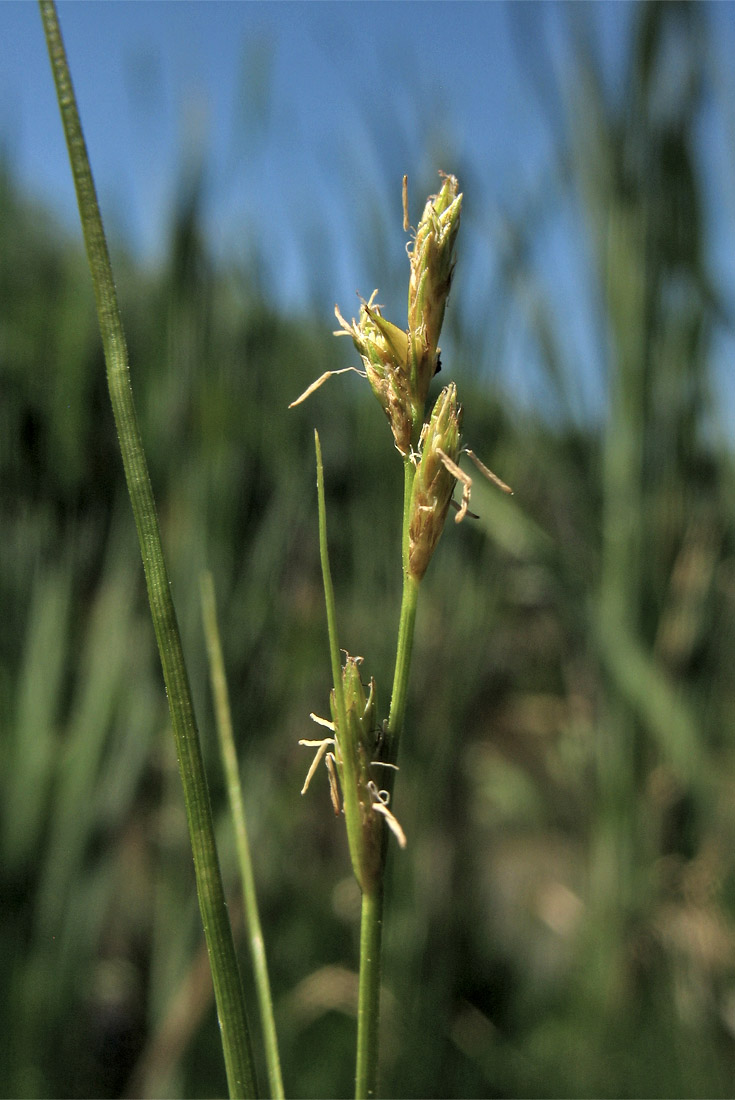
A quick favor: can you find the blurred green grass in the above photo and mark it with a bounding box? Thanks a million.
[3,5,735,1097]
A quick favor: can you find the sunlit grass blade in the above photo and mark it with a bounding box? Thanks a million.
[200,570,284,1100]
[38,3,257,1094]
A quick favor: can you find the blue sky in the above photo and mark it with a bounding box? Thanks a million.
[2,2,734,421]
[3,3,573,274]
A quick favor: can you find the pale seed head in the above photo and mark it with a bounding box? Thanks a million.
[407,173,462,409]
[408,382,463,581]
[334,294,416,455]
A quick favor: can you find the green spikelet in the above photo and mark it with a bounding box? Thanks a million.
[408,383,463,581]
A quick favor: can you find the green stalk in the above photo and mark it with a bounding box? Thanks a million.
[356,455,421,1100]
[328,177,460,1099]
[200,573,284,1099]
[314,431,364,888]
[355,885,384,1100]
[388,455,420,761]
[38,4,257,1095]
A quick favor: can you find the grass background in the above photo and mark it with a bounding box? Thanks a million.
[3,5,735,1097]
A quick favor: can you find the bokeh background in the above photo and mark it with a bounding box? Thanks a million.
[3,2,735,1096]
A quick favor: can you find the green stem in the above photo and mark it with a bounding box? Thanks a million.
[355,885,384,1100]
[387,572,420,763]
[387,456,420,757]
[356,454,421,1100]
[39,4,257,1095]
[314,431,365,889]
[400,450,415,576]
[200,573,284,1100]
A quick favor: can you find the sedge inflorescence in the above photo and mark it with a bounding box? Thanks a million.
[292,174,510,874]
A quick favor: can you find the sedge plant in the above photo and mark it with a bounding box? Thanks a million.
[39,5,508,1091]
[292,173,511,1098]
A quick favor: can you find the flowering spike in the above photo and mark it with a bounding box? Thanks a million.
[323,176,463,453]
[334,295,416,455]
[408,383,463,581]
[406,173,462,410]
[300,653,406,890]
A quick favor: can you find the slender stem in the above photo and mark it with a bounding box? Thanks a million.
[314,431,383,1094]
[200,573,284,1100]
[356,454,421,1100]
[387,456,420,758]
[387,572,420,763]
[314,431,347,724]
[355,885,384,1100]
[314,431,365,889]
[39,5,257,1095]
[400,451,415,576]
